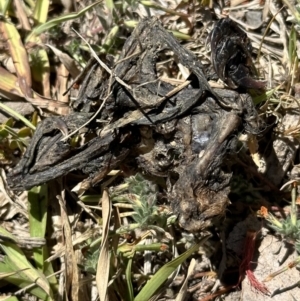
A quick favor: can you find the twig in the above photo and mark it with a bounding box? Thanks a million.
[60,91,111,142]
[256,6,285,65]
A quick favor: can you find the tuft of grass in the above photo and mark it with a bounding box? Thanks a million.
[78,174,200,301]
[0,227,54,300]
[258,182,300,282]
[259,183,300,243]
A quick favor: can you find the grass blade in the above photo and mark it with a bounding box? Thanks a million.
[0,19,32,97]
[253,85,282,105]
[46,44,80,78]
[0,0,12,15]
[0,102,36,130]
[0,296,18,301]
[30,1,51,97]
[0,66,24,97]
[96,189,112,301]
[134,235,210,301]
[28,185,48,270]
[57,194,79,300]
[33,0,49,24]
[125,258,134,301]
[0,227,53,300]
[27,1,103,40]
[175,258,196,301]
[29,44,51,97]
[139,1,188,17]
[288,26,297,68]
[105,0,114,11]
[0,262,49,300]
[0,269,28,280]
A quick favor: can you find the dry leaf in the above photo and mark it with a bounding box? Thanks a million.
[96,189,111,301]
[175,258,196,301]
[46,44,81,79]
[57,193,79,301]
[0,20,32,97]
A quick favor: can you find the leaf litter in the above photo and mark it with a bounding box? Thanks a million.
[1,0,300,300]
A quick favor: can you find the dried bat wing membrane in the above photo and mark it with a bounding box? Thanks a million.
[7,113,120,190]
[209,18,266,89]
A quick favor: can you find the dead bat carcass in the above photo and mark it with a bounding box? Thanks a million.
[8,18,261,231]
